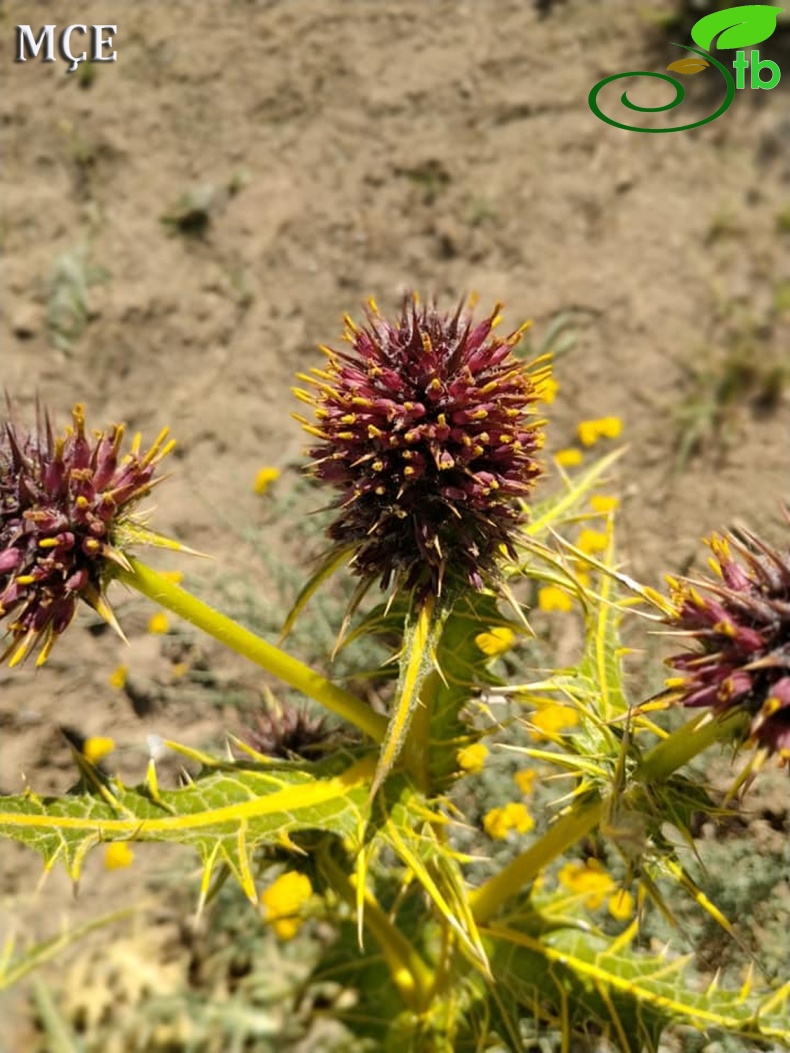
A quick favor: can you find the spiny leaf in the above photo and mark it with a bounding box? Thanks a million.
[666,57,710,74]
[0,749,377,900]
[488,917,790,1050]
[369,597,446,799]
[521,446,625,548]
[279,544,356,641]
[382,801,488,973]
[691,4,781,51]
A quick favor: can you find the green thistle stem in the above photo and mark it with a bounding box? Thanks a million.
[405,668,441,795]
[118,558,387,743]
[470,796,605,925]
[318,845,433,1011]
[636,710,747,783]
[471,711,744,925]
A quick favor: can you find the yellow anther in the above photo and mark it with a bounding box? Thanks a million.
[509,319,533,342]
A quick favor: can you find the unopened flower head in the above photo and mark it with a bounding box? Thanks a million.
[0,403,175,666]
[664,528,790,760]
[294,295,547,599]
[243,703,337,760]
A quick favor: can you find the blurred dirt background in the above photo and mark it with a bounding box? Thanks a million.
[1,1,789,1049]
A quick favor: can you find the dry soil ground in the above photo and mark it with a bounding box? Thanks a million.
[1,1,789,1049]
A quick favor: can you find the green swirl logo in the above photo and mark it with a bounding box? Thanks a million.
[588,5,783,134]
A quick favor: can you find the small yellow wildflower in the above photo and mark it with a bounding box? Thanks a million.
[475,626,515,657]
[529,703,578,741]
[577,528,608,555]
[558,859,614,909]
[608,889,635,921]
[514,768,537,795]
[483,802,534,840]
[537,585,574,613]
[109,665,128,690]
[575,569,592,591]
[83,736,115,764]
[555,448,583,468]
[535,376,559,404]
[147,612,169,635]
[590,494,620,514]
[104,842,134,871]
[170,661,189,681]
[254,466,281,495]
[158,570,184,585]
[261,872,313,940]
[577,417,623,447]
[457,742,488,774]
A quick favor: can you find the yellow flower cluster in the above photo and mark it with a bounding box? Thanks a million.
[104,842,134,871]
[554,447,583,468]
[558,859,634,920]
[109,665,128,689]
[528,702,578,741]
[513,768,537,795]
[261,871,313,940]
[254,466,281,495]
[534,375,559,404]
[147,611,170,635]
[83,736,115,764]
[474,626,515,657]
[536,584,573,613]
[589,494,619,514]
[483,801,534,840]
[456,742,488,774]
[577,416,623,447]
[554,416,623,469]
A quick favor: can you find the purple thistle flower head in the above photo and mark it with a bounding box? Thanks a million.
[0,402,175,666]
[294,295,548,600]
[242,704,338,760]
[664,528,790,760]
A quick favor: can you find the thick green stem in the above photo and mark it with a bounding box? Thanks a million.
[636,710,747,783]
[471,710,745,925]
[118,558,387,743]
[405,669,441,795]
[470,796,605,924]
[318,846,434,1012]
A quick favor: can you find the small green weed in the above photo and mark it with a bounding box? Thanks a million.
[45,243,108,354]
